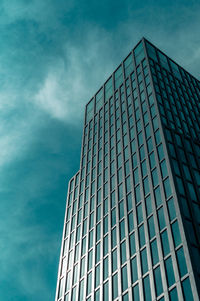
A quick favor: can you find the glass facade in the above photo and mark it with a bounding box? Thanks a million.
[55,38,200,301]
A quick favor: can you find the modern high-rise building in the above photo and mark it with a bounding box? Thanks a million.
[55,38,200,301]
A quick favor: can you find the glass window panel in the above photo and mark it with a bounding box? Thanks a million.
[143,275,151,301]
[146,41,158,62]
[127,193,133,211]
[148,216,155,239]
[88,249,93,270]
[149,152,156,169]
[118,183,123,200]
[63,239,68,255]
[66,270,72,291]
[112,248,118,272]
[176,176,186,196]
[131,256,138,283]
[75,244,80,263]
[58,277,64,298]
[111,208,116,227]
[94,289,100,301]
[96,222,101,241]
[141,247,148,274]
[73,265,78,286]
[157,144,164,161]
[167,198,176,221]
[158,207,166,230]
[81,237,86,255]
[152,168,159,187]
[103,257,109,280]
[121,241,127,264]
[96,89,103,112]
[134,41,145,65]
[171,221,182,247]
[111,191,116,208]
[119,200,125,220]
[105,77,113,101]
[122,265,128,292]
[140,145,145,161]
[80,257,86,277]
[126,176,131,193]
[176,247,187,277]
[114,66,123,89]
[96,242,101,263]
[79,279,85,301]
[128,211,134,232]
[130,232,136,256]
[137,203,143,224]
[134,168,139,185]
[112,273,118,299]
[135,185,141,204]
[164,177,172,199]
[154,266,163,296]
[158,51,170,71]
[97,189,102,205]
[147,137,153,153]
[103,198,108,216]
[95,264,100,288]
[112,227,117,248]
[182,277,194,301]
[125,161,130,176]
[165,256,175,287]
[132,153,137,168]
[143,176,150,195]
[144,122,150,139]
[120,219,126,240]
[161,230,170,256]
[89,213,94,230]
[133,284,140,301]
[87,271,93,295]
[131,139,136,154]
[103,281,109,300]
[151,239,159,265]
[169,287,178,301]
[67,251,73,269]
[160,159,168,178]
[139,224,146,248]
[103,235,108,256]
[141,160,147,177]
[124,53,134,76]
[90,196,95,211]
[188,182,197,201]
[103,215,108,234]
[61,257,67,276]
[145,195,152,216]
[154,186,162,207]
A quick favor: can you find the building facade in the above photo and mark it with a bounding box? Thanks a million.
[55,38,200,301]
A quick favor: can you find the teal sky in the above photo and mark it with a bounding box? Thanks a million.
[0,1,200,300]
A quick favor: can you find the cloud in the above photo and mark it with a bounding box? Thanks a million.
[33,28,116,123]
[0,0,74,27]
[0,111,34,167]
[33,5,200,123]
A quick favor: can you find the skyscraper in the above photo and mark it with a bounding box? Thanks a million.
[55,38,200,301]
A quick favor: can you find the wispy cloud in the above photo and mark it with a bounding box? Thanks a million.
[0,0,74,27]
[0,110,35,167]
[33,28,116,123]
[33,5,200,123]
